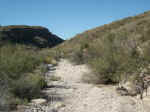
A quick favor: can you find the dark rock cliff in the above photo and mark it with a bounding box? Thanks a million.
[0,25,64,48]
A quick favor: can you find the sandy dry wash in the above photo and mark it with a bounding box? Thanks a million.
[42,59,150,112]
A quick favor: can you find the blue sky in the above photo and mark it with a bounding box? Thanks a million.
[0,0,150,39]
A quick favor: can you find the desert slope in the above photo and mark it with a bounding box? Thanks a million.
[53,10,150,84]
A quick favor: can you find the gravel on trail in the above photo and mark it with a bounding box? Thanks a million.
[24,59,150,112]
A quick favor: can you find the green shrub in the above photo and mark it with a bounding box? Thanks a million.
[0,45,43,79]
[0,44,47,109]
[70,49,84,65]
[44,56,57,65]
[87,33,141,84]
[0,85,11,111]
[10,74,46,100]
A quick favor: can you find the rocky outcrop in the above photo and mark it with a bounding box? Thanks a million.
[0,25,64,48]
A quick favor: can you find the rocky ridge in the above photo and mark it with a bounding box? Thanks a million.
[0,25,64,48]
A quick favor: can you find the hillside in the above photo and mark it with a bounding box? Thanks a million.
[0,25,64,48]
[59,11,150,52]
[0,25,64,111]
[1,11,150,112]
[54,11,150,84]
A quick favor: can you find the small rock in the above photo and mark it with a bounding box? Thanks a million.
[47,64,54,68]
[54,102,65,109]
[31,98,47,105]
[116,87,129,96]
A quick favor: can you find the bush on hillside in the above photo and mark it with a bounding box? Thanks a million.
[53,11,150,85]
[72,32,143,84]
[89,33,143,84]
[70,49,84,65]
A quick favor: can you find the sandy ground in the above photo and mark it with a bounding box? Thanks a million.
[13,59,148,112]
[41,59,150,112]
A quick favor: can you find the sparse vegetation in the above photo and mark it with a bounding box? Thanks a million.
[0,44,47,110]
[86,33,141,84]
[54,11,150,85]
[1,10,150,111]
[0,24,63,111]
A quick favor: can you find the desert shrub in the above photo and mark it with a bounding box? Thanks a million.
[10,74,46,100]
[142,43,150,64]
[0,44,47,109]
[68,41,91,65]
[0,80,11,111]
[87,33,141,84]
[44,56,57,65]
[40,47,63,63]
[70,48,85,65]
[140,29,150,42]
[81,43,89,49]
[0,45,43,79]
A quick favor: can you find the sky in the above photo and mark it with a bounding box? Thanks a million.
[0,0,150,39]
